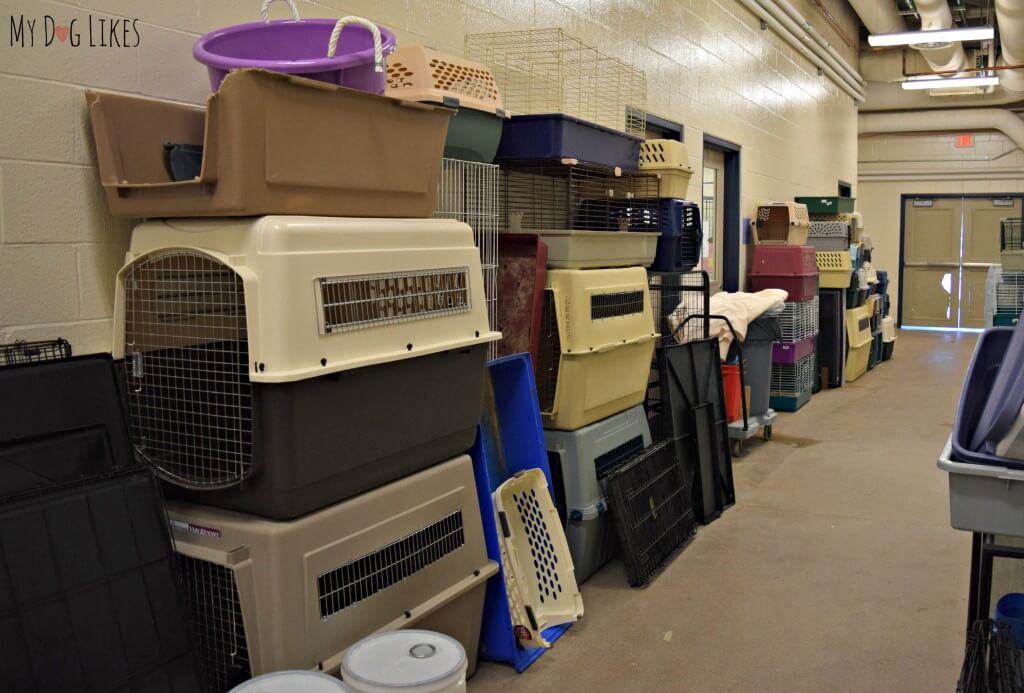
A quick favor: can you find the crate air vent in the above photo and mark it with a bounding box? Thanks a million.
[317,510,465,619]
[319,268,471,334]
[591,290,645,320]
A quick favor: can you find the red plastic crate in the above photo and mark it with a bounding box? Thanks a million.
[750,245,818,276]
[748,273,819,302]
[496,234,548,373]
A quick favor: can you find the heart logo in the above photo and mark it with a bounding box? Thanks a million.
[55,25,70,43]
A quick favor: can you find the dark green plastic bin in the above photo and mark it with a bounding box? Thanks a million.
[795,196,856,215]
[443,105,506,163]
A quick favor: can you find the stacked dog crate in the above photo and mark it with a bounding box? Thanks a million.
[468,28,697,586]
[996,218,1024,327]
[749,202,817,412]
[88,57,503,689]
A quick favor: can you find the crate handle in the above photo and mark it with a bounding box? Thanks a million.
[327,16,384,73]
[259,0,300,22]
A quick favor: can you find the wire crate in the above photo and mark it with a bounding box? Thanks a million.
[168,455,495,689]
[770,352,815,395]
[464,28,646,139]
[958,620,1024,693]
[116,217,497,519]
[778,296,820,342]
[0,338,71,367]
[1002,218,1024,271]
[754,202,810,244]
[501,159,660,232]
[996,271,1024,320]
[434,157,499,358]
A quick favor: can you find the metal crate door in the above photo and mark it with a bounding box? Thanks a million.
[122,250,253,489]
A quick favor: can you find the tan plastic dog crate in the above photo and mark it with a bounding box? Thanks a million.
[816,249,854,289]
[168,455,496,691]
[639,139,694,198]
[538,268,658,431]
[845,304,873,382]
[537,229,659,269]
[754,202,810,244]
[114,217,499,519]
[86,69,450,218]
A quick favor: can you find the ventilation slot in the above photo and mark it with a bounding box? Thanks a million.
[122,250,252,489]
[429,58,499,101]
[510,488,565,605]
[317,510,465,619]
[319,268,470,334]
[594,435,645,480]
[591,290,644,320]
[537,290,561,414]
[179,555,251,693]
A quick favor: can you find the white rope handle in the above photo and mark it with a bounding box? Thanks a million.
[260,0,300,22]
[327,15,383,73]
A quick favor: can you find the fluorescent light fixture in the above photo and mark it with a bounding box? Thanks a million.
[901,74,1000,90]
[869,26,994,47]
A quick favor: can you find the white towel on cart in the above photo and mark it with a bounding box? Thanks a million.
[668,289,788,360]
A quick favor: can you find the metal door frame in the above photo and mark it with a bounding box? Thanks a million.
[704,134,742,293]
[897,193,1024,328]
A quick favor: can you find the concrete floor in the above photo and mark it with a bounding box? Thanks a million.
[472,330,977,692]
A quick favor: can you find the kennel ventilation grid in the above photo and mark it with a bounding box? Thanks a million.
[115,217,497,518]
[816,249,854,289]
[753,202,810,245]
[464,28,646,139]
[807,220,851,251]
[538,268,658,431]
[168,455,495,690]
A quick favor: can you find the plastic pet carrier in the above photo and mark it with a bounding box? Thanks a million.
[469,354,572,672]
[845,303,873,382]
[642,199,702,272]
[606,440,697,587]
[0,468,203,692]
[818,289,846,388]
[816,249,854,289]
[387,46,507,163]
[0,337,70,367]
[639,139,694,198]
[807,220,851,251]
[776,295,820,343]
[661,335,735,524]
[794,196,856,215]
[538,268,658,431]
[495,234,548,369]
[115,217,498,520]
[753,202,810,245]
[1001,218,1024,271]
[493,469,584,649]
[86,70,449,219]
[168,455,495,689]
[0,355,137,498]
[769,352,814,412]
[876,270,890,298]
[544,405,653,583]
[748,244,818,301]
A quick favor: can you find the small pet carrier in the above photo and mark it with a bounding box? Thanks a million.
[168,455,495,690]
[544,405,653,583]
[817,249,855,289]
[845,303,873,382]
[753,202,810,245]
[748,245,819,301]
[639,139,694,198]
[114,217,498,519]
[807,220,851,251]
[769,352,815,412]
[606,440,697,586]
[538,268,658,431]
[386,46,507,163]
[631,199,703,272]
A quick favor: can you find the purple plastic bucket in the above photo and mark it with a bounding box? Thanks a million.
[193,19,396,93]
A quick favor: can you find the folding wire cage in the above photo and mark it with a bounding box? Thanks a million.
[958,620,1024,693]
[778,296,820,343]
[770,352,816,395]
[996,271,1024,318]
[434,157,499,358]
[501,160,660,232]
[464,28,646,138]
[0,338,71,367]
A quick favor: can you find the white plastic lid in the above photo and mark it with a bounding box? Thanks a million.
[342,630,466,689]
[229,671,352,692]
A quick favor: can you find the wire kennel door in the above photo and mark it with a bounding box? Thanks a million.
[464,28,646,138]
[122,250,253,489]
[778,296,820,343]
[770,353,816,395]
[435,158,499,358]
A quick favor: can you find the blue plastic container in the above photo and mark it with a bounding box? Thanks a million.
[470,353,571,672]
[996,593,1024,648]
[495,113,641,169]
[629,199,703,272]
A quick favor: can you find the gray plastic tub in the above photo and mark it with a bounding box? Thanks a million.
[743,315,782,417]
[938,437,1024,536]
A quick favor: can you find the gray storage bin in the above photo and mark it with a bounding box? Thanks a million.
[742,314,782,417]
[938,437,1024,536]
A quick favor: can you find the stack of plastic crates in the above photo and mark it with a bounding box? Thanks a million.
[995,271,1024,327]
[1001,217,1024,271]
[770,296,819,412]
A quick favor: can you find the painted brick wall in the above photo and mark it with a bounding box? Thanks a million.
[0,0,858,354]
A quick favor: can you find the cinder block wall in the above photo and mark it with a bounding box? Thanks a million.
[0,0,858,354]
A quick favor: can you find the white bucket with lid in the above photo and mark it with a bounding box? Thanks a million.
[342,630,467,693]
[229,671,352,692]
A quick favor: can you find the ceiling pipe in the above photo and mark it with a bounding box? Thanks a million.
[861,80,1023,110]
[735,0,866,102]
[771,0,865,88]
[912,0,970,73]
[859,108,1024,150]
[996,0,1024,97]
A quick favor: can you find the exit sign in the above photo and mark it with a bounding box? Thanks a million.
[955,134,974,148]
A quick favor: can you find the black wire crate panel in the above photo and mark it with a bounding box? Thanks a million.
[0,338,71,367]
[501,159,660,232]
[605,439,696,587]
[1001,218,1023,252]
[958,620,1024,693]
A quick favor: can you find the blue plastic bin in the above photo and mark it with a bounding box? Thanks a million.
[996,593,1024,648]
[629,199,703,272]
[470,353,571,672]
[495,113,641,170]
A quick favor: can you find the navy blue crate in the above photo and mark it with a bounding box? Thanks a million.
[876,270,890,298]
[495,114,641,170]
[470,353,571,672]
[650,200,702,272]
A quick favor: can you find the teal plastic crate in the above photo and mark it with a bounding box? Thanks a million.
[769,388,812,412]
